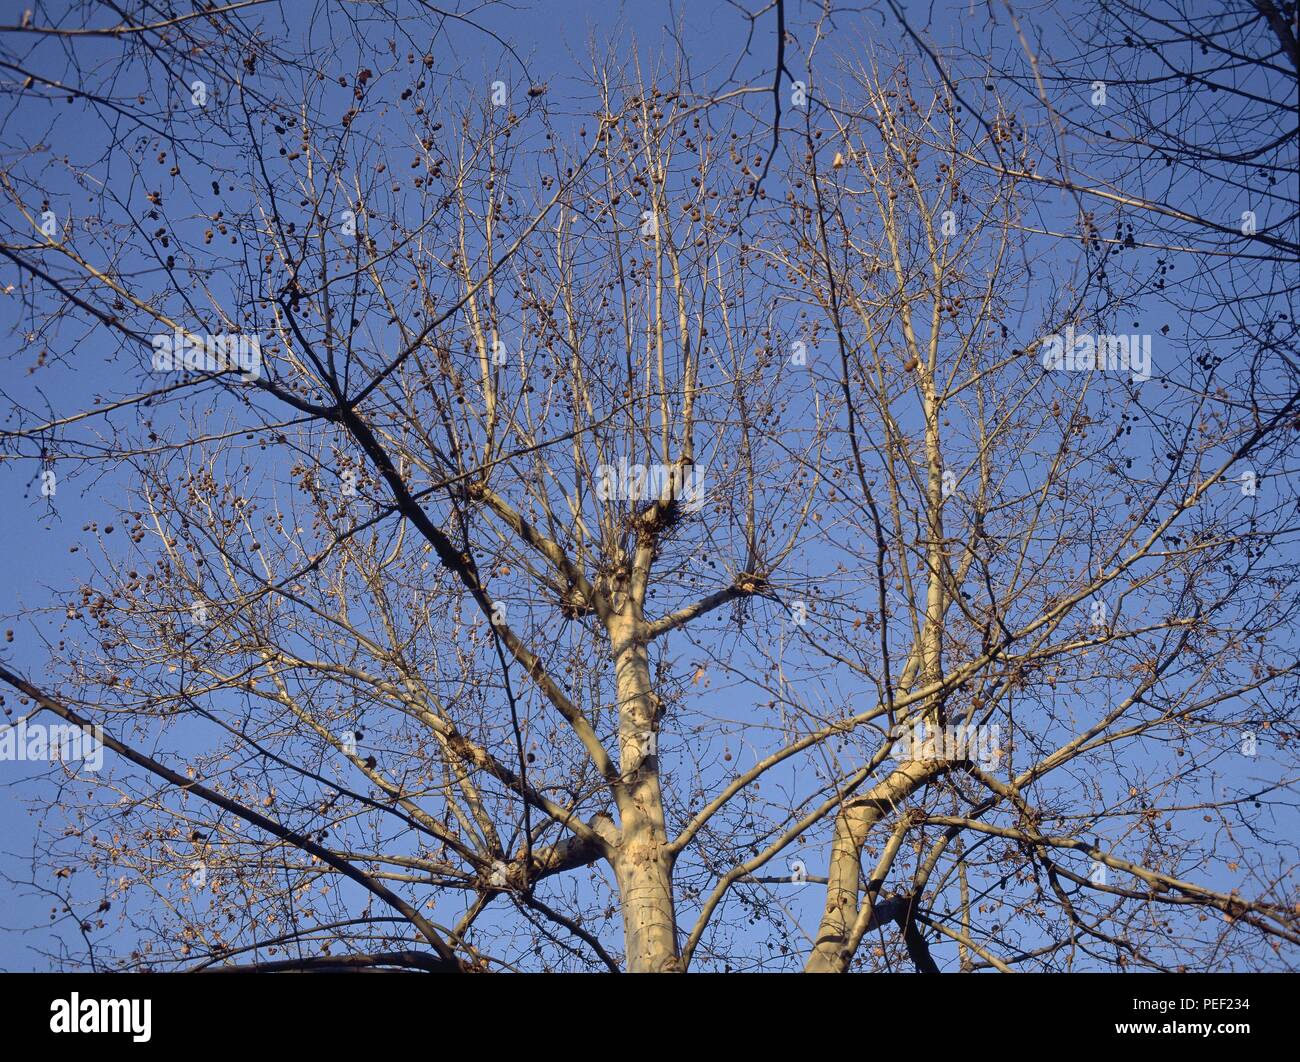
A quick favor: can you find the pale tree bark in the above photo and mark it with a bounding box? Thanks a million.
[805,760,949,972]
[609,603,681,972]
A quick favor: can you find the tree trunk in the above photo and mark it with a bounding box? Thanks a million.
[613,805,680,972]
[805,760,947,972]
[609,610,681,972]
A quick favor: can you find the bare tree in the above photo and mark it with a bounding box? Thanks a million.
[0,2,1296,973]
